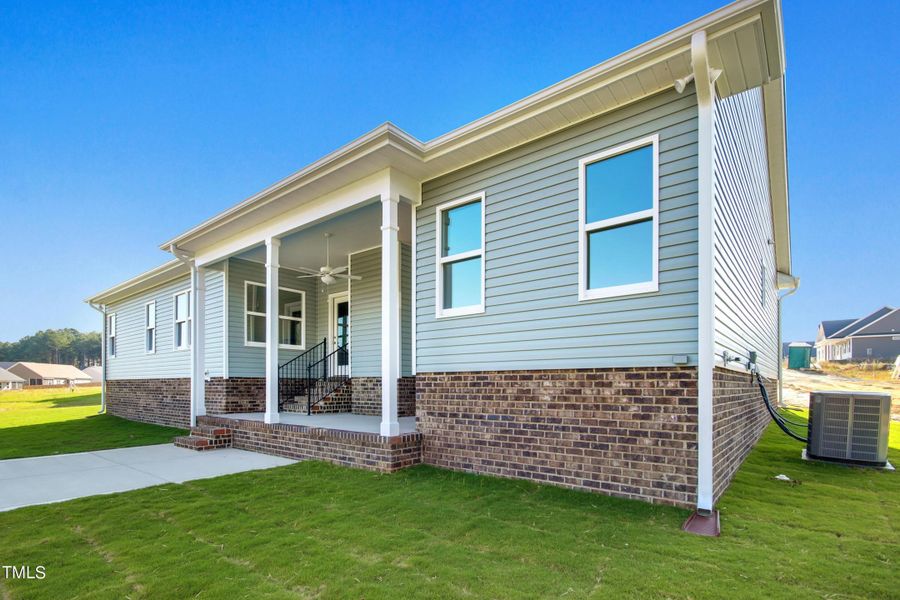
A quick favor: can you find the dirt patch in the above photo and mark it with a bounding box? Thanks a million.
[782,368,900,420]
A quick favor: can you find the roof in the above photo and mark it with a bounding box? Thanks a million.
[90,0,790,305]
[7,362,92,381]
[820,319,857,339]
[0,361,15,370]
[829,306,895,339]
[82,366,103,381]
[86,259,189,306]
[788,342,811,348]
[853,307,900,336]
[0,367,24,383]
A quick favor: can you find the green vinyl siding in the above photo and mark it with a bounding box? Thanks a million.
[416,88,699,372]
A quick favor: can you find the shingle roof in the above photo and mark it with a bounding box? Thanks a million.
[0,367,25,383]
[821,319,857,339]
[7,362,91,381]
[830,306,895,339]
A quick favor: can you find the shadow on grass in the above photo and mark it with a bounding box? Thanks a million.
[0,413,187,460]
[47,393,101,408]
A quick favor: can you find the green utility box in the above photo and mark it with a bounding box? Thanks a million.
[787,343,812,369]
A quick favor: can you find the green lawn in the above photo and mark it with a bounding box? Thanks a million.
[0,387,186,459]
[0,415,896,599]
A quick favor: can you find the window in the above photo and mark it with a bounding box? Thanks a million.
[244,282,306,349]
[174,290,191,350]
[107,313,117,358]
[145,301,156,353]
[578,135,659,300]
[436,192,485,317]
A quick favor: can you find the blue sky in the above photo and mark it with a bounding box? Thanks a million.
[0,0,897,343]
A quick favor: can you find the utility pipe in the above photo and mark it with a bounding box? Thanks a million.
[87,302,107,414]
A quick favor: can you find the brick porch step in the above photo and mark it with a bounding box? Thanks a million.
[174,424,233,451]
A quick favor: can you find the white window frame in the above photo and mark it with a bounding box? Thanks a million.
[145,301,156,354]
[243,281,307,350]
[577,134,659,301]
[173,290,191,351]
[107,313,117,358]
[435,191,486,319]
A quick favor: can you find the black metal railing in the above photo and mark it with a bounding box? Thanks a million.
[278,338,326,411]
[305,343,350,414]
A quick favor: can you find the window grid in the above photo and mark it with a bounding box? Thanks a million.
[244,281,306,350]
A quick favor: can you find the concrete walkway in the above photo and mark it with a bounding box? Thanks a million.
[0,444,295,512]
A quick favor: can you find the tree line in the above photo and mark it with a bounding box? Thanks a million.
[0,329,101,369]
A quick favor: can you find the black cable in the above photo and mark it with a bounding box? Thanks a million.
[756,372,808,443]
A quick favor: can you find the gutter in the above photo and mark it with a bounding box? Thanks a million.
[87,302,107,414]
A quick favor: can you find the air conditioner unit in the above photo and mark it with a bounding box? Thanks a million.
[807,391,891,467]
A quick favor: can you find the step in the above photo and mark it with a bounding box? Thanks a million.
[191,425,232,439]
[174,435,214,451]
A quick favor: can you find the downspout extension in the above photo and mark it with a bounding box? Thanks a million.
[88,302,107,414]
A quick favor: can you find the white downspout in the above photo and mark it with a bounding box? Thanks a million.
[88,302,107,414]
[686,30,721,515]
[776,273,800,406]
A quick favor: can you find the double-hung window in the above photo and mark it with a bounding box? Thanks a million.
[578,135,659,300]
[107,313,117,358]
[244,282,306,349]
[436,192,485,317]
[174,290,191,350]
[145,301,156,353]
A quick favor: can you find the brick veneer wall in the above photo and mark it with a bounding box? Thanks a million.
[199,415,422,471]
[106,378,190,429]
[712,367,776,502]
[417,368,699,508]
[205,377,265,414]
[351,377,416,417]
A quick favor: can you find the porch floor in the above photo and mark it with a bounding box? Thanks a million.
[212,412,417,435]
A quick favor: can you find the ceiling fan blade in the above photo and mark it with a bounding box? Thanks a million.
[330,266,348,275]
[334,274,362,281]
[294,266,322,276]
[295,274,321,279]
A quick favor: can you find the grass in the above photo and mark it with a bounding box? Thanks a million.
[0,387,186,459]
[0,416,896,599]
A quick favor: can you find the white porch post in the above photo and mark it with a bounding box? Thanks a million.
[380,194,401,436]
[265,237,281,424]
[190,263,206,426]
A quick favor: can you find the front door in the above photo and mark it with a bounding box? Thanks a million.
[330,293,350,368]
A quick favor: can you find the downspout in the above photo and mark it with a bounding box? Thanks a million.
[169,244,199,426]
[776,273,800,406]
[88,302,107,414]
[682,30,721,516]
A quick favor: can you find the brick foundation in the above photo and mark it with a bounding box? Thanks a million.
[351,376,416,417]
[416,368,699,508]
[205,377,265,413]
[199,415,422,471]
[712,367,776,502]
[106,378,190,429]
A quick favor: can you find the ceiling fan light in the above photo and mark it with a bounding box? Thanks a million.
[321,274,336,285]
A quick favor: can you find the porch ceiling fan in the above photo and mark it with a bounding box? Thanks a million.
[295,233,361,285]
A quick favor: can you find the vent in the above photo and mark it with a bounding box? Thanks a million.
[808,392,890,466]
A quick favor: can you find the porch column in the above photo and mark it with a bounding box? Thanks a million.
[190,263,206,426]
[265,237,281,424]
[380,194,401,436]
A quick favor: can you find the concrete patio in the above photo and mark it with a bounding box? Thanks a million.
[217,412,418,434]
[0,444,295,512]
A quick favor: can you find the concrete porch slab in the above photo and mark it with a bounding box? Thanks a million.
[217,411,417,434]
[0,444,295,512]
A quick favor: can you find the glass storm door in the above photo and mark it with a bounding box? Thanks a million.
[332,296,349,367]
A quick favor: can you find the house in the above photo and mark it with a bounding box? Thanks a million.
[86,0,795,518]
[5,362,93,387]
[815,306,900,362]
[0,367,25,391]
[82,365,103,384]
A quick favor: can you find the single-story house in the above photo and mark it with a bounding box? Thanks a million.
[5,362,93,387]
[86,0,795,517]
[815,306,900,362]
[0,367,25,391]
[82,365,103,384]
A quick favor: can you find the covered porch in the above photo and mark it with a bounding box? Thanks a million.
[181,168,420,438]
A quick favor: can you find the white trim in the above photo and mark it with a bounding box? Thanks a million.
[144,300,157,354]
[222,261,230,379]
[411,198,417,375]
[434,191,486,319]
[106,312,117,358]
[243,280,307,350]
[264,238,280,424]
[173,289,192,351]
[577,134,660,302]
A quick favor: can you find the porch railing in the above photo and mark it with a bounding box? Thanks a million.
[278,338,326,411]
[305,343,350,414]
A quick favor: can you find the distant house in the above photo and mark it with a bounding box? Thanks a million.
[5,362,92,386]
[82,365,103,384]
[815,306,900,362]
[0,367,25,391]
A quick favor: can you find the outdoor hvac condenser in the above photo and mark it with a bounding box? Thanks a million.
[807,391,891,466]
